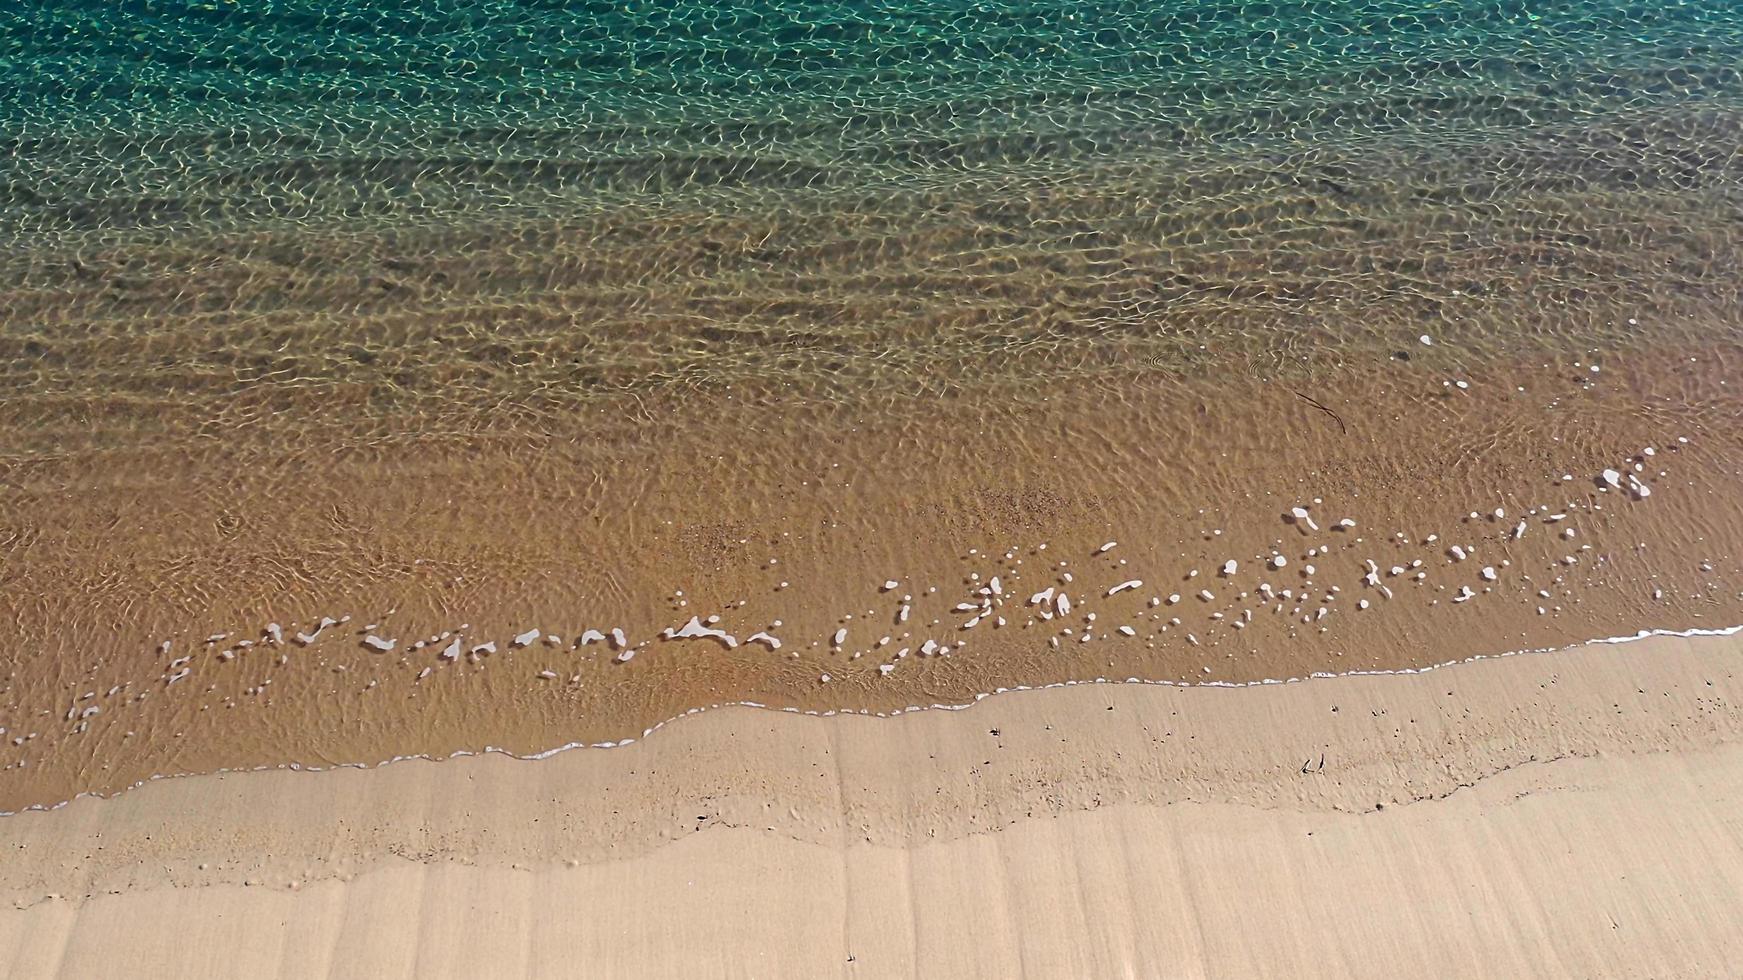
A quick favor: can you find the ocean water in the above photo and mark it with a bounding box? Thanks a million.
[4,1,1743,809]
[5,1,1743,361]
[8,0,1743,222]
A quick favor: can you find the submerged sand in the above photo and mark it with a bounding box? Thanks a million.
[3,340,1742,809]
[3,632,1741,977]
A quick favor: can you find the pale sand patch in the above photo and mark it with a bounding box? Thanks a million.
[3,633,1741,978]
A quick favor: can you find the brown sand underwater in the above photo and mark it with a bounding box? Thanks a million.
[6,188,1743,811]
[2,322,1741,810]
[6,152,1743,815]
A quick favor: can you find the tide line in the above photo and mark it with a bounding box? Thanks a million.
[2,622,1737,819]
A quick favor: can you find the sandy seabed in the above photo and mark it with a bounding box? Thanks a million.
[3,631,1741,979]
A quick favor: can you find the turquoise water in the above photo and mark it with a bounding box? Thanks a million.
[6,0,1742,238]
[3,0,1743,434]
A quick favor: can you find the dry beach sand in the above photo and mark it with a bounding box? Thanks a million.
[4,631,1742,978]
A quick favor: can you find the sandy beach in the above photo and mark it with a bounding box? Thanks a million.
[4,631,1741,978]
[6,1,1743,974]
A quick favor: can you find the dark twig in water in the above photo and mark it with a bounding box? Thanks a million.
[1291,389,1347,434]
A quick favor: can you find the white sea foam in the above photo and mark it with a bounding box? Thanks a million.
[4,622,1738,818]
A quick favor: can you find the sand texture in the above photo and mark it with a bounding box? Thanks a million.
[3,632,1741,978]
[8,3,1743,975]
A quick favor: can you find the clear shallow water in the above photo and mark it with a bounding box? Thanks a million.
[6,0,1743,452]
[3,1,1743,810]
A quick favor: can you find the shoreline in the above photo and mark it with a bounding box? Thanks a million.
[4,629,1742,977]
[7,629,1741,882]
[5,344,1741,811]
[2,620,1736,819]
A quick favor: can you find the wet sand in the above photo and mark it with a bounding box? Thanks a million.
[3,631,1741,978]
